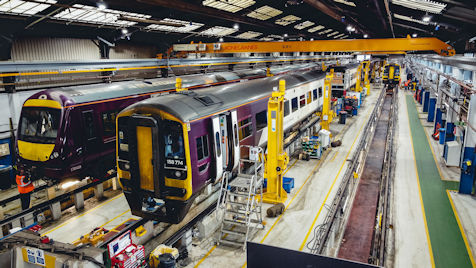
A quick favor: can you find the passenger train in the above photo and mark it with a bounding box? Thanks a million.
[15,64,318,183]
[116,63,358,223]
[329,63,359,98]
[382,63,401,85]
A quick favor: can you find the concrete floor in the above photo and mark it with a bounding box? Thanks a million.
[392,89,432,268]
[40,193,137,244]
[188,86,381,268]
[449,191,476,262]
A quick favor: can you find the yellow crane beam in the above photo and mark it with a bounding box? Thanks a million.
[174,37,455,56]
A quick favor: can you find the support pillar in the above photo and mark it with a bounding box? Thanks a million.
[74,192,84,210]
[459,95,476,194]
[427,98,436,122]
[50,202,61,221]
[94,183,104,200]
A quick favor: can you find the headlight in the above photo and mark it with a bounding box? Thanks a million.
[50,152,59,159]
[124,163,130,170]
[175,171,181,177]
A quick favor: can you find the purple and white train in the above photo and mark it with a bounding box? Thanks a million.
[16,65,314,184]
[116,63,358,223]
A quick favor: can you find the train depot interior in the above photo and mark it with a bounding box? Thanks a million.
[0,0,476,267]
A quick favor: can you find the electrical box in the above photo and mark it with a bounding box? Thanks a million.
[319,129,331,148]
[444,141,461,167]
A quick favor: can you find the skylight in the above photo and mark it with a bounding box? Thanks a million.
[247,5,282,20]
[391,0,446,14]
[200,26,238,36]
[334,33,345,38]
[235,31,262,39]
[334,0,356,7]
[327,31,340,37]
[308,25,325,33]
[267,34,283,39]
[54,4,151,27]
[145,18,204,33]
[260,37,274,41]
[318,29,333,35]
[275,15,301,26]
[203,0,255,13]
[294,21,315,30]
[0,0,56,15]
[394,13,429,25]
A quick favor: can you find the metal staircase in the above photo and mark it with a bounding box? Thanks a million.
[216,146,265,250]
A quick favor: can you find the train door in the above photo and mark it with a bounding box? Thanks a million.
[219,115,228,169]
[212,116,223,181]
[81,110,100,164]
[230,110,240,170]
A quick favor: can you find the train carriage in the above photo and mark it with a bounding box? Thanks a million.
[16,66,314,184]
[116,69,331,223]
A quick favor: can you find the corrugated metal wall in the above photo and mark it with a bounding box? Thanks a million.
[12,38,101,61]
[11,38,157,61]
[110,43,157,59]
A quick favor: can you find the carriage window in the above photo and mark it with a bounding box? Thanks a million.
[82,111,96,140]
[318,87,322,97]
[255,110,267,131]
[284,100,290,117]
[101,110,118,137]
[313,89,318,100]
[215,132,221,157]
[291,97,298,112]
[299,95,306,108]
[307,91,312,104]
[238,117,252,141]
[196,135,209,161]
[233,124,239,146]
[164,121,185,160]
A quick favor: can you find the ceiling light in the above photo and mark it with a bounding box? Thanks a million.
[394,13,429,25]
[235,31,262,39]
[364,34,368,38]
[219,37,224,42]
[310,38,314,41]
[346,25,355,32]
[284,33,288,37]
[121,28,128,34]
[233,23,239,30]
[200,26,238,36]
[412,33,417,37]
[97,2,106,10]
[422,15,431,22]
[334,0,356,6]
[145,18,204,33]
[294,20,315,30]
[308,25,325,33]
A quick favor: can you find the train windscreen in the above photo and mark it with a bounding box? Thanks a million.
[164,121,186,170]
[19,107,60,144]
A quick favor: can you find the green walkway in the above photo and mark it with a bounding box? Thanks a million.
[406,94,473,268]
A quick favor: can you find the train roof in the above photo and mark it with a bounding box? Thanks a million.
[122,68,327,123]
[25,63,318,107]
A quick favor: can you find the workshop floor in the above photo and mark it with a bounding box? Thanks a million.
[188,85,382,268]
[40,193,137,244]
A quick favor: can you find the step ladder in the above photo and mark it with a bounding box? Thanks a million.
[216,146,265,250]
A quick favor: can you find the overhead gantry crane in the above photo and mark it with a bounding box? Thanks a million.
[172,37,455,56]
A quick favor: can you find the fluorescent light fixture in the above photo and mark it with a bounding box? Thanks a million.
[327,31,339,37]
[391,0,446,14]
[260,37,274,41]
[346,25,355,31]
[308,25,325,33]
[145,18,204,33]
[233,23,239,30]
[247,5,282,20]
[275,15,301,26]
[294,20,315,30]
[200,26,238,36]
[203,0,255,13]
[318,29,333,35]
[363,34,368,38]
[0,0,57,15]
[235,31,262,39]
[412,33,418,37]
[219,37,224,42]
[423,15,431,22]
[121,28,128,34]
[334,0,356,7]
[394,13,429,25]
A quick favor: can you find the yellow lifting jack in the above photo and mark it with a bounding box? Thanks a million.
[320,69,334,131]
[262,80,289,204]
[355,63,363,93]
[363,61,371,95]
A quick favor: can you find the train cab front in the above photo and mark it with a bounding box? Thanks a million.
[16,98,64,181]
[117,111,193,224]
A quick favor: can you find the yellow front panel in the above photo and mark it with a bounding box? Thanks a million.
[389,66,395,80]
[17,140,54,162]
[24,99,62,109]
[136,126,155,192]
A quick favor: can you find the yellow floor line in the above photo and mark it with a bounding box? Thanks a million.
[330,151,339,162]
[298,110,370,251]
[72,209,131,244]
[406,93,436,268]
[446,190,476,267]
[195,158,317,268]
[42,193,124,236]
